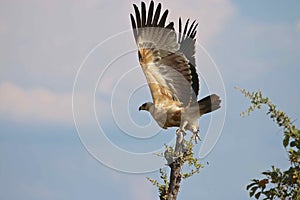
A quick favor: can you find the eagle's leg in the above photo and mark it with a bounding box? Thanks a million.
[176,120,188,136]
[176,128,186,135]
[174,121,188,157]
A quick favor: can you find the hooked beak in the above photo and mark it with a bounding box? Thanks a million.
[138,106,142,111]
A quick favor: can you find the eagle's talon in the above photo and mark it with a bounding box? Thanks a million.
[193,132,201,144]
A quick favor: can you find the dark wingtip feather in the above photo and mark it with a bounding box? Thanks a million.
[178,18,182,43]
[146,1,154,26]
[158,9,168,27]
[131,1,174,40]
[187,20,196,37]
[131,1,172,28]
[141,2,146,27]
[130,14,137,40]
[165,21,174,29]
[179,17,182,32]
[152,3,162,26]
[130,14,136,29]
[191,23,198,38]
[183,18,190,38]
[133,4,141,28]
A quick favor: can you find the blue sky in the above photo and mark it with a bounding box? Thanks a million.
[1,0,300,199]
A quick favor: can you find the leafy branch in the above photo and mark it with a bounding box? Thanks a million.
[148,133,203,200]
[237,87,300,199]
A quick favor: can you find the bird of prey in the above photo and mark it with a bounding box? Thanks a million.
[130,1,221,140]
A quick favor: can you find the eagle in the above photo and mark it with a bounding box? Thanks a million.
[130,1,221,140]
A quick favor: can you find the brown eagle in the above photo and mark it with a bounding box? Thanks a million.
[130,1,221,140]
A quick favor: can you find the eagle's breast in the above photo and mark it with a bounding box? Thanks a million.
[152,104,182,129]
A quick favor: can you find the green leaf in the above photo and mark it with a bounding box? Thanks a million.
[250,186,258,197]
[283,135,290,147]
[290,141,296,147]
[247,182,257,190]
[255,191,261,199]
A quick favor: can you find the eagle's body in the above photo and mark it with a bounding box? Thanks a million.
[130,1,221,137]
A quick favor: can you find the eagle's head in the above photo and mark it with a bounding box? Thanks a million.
[138,102,154,112]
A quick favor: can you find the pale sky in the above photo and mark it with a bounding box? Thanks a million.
[1,0,300,199]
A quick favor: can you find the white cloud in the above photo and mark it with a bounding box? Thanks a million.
[0,82,113,125]
[0,82,72,124]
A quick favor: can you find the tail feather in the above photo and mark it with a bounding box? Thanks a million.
[198,94,221,115]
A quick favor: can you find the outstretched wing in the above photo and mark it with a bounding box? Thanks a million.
[178,18,199,98]
[130,1,199,106]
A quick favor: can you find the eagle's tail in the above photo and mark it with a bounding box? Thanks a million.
[198,94,221,115]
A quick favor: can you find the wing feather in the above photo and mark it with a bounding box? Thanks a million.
[130,1,199,106]
[133,4,141,28]
[178,18,199,97]
[141,2,146,27]
[158,10,168,27]
[152,3,161,26]
[130,14,137,40]
[146,1,154,26]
